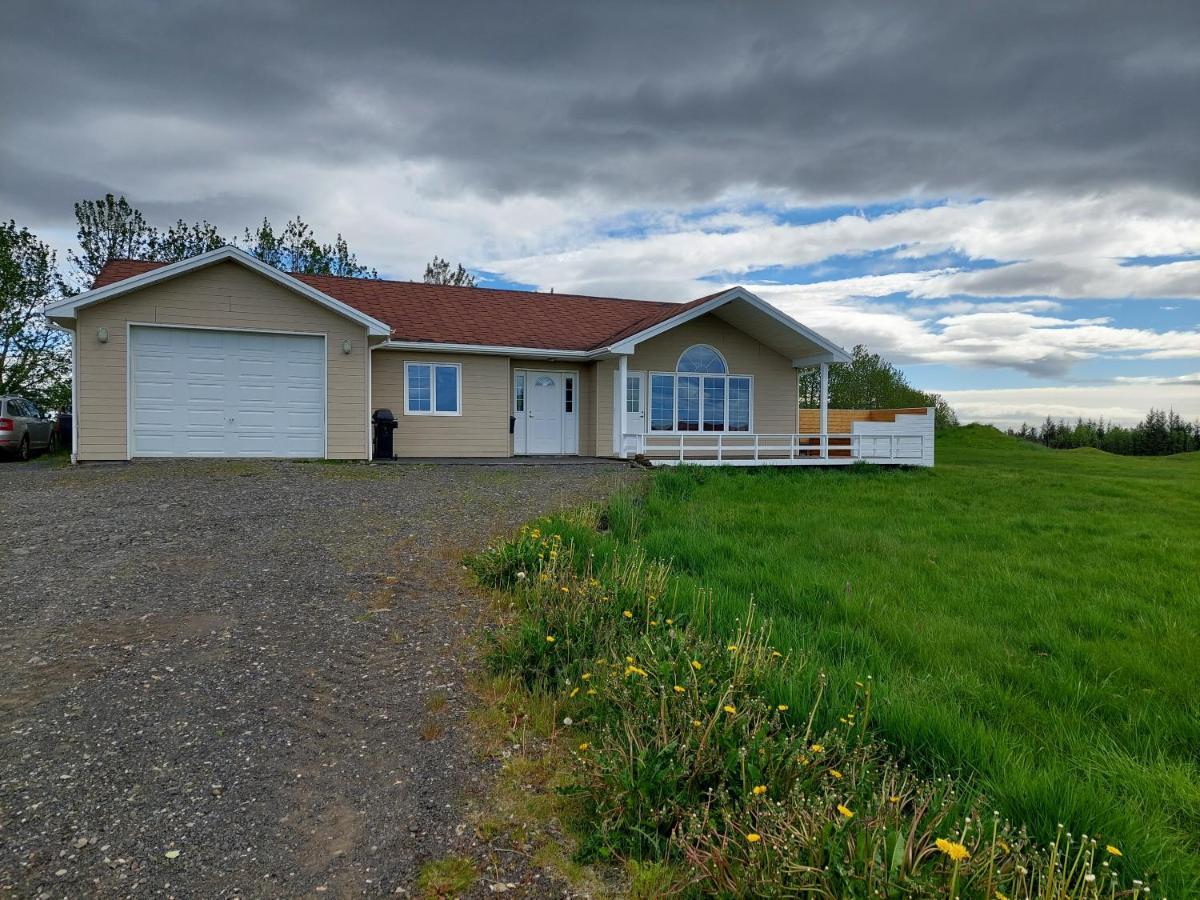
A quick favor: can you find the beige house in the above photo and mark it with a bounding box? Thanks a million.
[46,246,934,466]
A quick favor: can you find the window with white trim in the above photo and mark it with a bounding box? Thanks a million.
[647,345,751,432]
[405,362,461,415]
[514,373,525,412]
[625,373,642,414]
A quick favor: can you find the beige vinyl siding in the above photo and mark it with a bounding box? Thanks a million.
[595,313,798,453]
[75,260,370,460]
[372,351,511,457]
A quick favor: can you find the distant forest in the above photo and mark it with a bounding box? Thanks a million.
[1009,408,1199,456]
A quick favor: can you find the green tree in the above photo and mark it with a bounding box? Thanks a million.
[798,344,958,430]
[0,221,70,408]
[423,255,476,287]
[152,218,226,262]
[242,216,377,278]
[68,193,156,288]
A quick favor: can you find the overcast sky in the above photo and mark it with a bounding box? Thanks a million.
[3,0,1198,426]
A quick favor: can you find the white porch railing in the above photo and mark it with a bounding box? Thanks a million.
[620,408,935,467]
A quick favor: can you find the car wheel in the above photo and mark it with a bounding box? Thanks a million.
[18,435,30,462]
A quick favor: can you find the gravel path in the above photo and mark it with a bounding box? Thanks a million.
[0,457,637,897]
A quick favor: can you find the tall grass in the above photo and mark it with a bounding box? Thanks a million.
[470,509,1151,897]
[589,427,1200,895]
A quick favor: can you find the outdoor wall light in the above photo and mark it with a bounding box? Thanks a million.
[96,326,109,343]
[341,339,353,354]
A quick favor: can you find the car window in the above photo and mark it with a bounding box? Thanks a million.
[8,399,27,418]
[23,400,42,419]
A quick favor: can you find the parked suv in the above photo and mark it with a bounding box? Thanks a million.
[0,396,56,460]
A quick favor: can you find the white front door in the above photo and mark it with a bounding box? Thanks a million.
[129,325,325,458]
[526,372,564,454]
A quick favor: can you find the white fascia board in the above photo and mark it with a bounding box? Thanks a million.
[43,246,392,336]
[603,287,852,364]
[378,340,594,359]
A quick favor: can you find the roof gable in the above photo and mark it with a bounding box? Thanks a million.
[46,247,392,336]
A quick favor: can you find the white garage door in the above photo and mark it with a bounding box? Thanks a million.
[129,326,325,458]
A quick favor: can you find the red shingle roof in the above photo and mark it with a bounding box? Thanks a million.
[91,259,725,351]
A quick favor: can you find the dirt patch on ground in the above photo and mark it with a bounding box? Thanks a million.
[0,458,638,897]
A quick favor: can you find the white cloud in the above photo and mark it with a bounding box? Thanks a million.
[488,189,1200,302]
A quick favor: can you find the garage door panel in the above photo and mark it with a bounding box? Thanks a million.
[130,326,326,458]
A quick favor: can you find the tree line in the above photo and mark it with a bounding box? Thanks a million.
[798,344,959,431]
[1009,408,1199,456]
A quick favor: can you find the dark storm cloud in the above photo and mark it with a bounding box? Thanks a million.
[3,0,1199,230]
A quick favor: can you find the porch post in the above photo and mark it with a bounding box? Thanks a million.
[617,354,629,458]
[819,362,829,459]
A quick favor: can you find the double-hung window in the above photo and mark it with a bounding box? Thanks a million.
[645,345,751,433]
[405,361,461,415]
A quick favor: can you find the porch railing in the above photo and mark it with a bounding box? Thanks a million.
[619,408,935,467]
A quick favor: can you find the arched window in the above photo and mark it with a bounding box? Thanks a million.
[639,344,750,434]
[677,344,727,373]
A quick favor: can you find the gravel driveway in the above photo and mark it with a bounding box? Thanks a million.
[0,457,636,897]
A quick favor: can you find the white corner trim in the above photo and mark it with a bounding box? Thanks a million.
[604,287,852,364]
[44,246,392,336]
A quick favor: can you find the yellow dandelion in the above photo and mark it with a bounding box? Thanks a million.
[649,619,658,626]
[810,743,824,753]
[837,804,854,819]
[691,660,703,671]
[889,795,901,804]
[581,672,591,680]
[622,610,633,619]
[578,742,589,751]
[666,618,674,625]
[745,833,761,843]
[935,838,970,862]
[530,529,541,539]
[829,769,843,779]
[569,687,579,698]
[625,656,634,663]
[1106,845,1122,857]
[673,685,685,694]
[727,644,738,652]
[723,704,737,714]
[996,893,1010,900]
[545,635,556,643]
[997,839,1010,854]
[560,585,569,593]
[586,688,596,695]
[752,785,767,796]
[771,650,782,658]
[692,719,702,727]
[777,704,789,712]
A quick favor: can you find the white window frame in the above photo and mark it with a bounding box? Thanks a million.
[647,370,753,434]
[404,361,462,416]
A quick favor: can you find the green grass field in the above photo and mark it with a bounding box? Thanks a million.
[608,427,1200,893]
